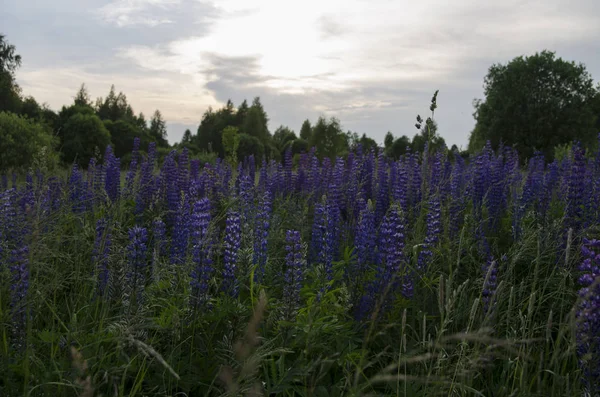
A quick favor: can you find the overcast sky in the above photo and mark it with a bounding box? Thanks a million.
[3,0,600,147]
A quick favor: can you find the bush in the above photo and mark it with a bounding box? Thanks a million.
[0,111,58,171]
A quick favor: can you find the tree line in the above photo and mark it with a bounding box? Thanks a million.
[1,33,599,172]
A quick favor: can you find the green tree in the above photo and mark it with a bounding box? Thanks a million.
[384,131,394,150]
[236,99,249,128]
[222,126,239,164]
[149,109,169,147]
[74,83,92,107]
[243,98,269,141]
[0,35,22,113]
[61,113,111,166]
[309,116,348,159]
[235,133,264,161]
[273,125,297,153]
[104,119,145,159]
[182,129,192,144]
[388,135,411,159]
[300,119,312,141]
[468,50,599,159]
[0,112,57,171]
[95,85,136,122]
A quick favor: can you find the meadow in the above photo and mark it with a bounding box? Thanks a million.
[1,138,599,397]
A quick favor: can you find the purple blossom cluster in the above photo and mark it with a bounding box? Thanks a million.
[576,238,600,393]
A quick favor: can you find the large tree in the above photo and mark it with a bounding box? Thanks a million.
[0,35,22,113]
[149,110,169,147]
[468,50,599,159]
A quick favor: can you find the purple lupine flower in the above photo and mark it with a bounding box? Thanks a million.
[170,198,190,265]
[126,226,148,308]
[93,161,105,205]
[222,210,241,296]
[190,198,213,307]
[93,218,111,297]
[449,150,466,239]
[238,173,255,228]
[539,159,560,221]
[190,159,200,181]
[283,230,304,320]
[409,151,422,212]
[472,142,492,217]
[69,164,85,213]
[12,172,17,189]
[487,154,507,231]
[375,151,389,225]
[178,147,190,194]
[124,137,140,195]
[482,257,498,313]
[284,148,293,193]
[567,143,586,236]
[393,160,409,213]
[10,246,29,340]
[1,174,7,190]
[357,204,408,320]
[576,238,600,393]
[253,191,271,283]
[378,204,409,297]
[135,143,157,215]
[310,202,325,264]
[417,194,441,272]
[351,199,376,306]
[104,145,121,203]
[161,152,180,226]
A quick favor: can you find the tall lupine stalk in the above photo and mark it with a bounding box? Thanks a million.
[162,152,180,226]
[253,191,271,283]
[93,218,111,298]
[350,199,376,306]
[1,174,7,190]
[125,226,148,311]
[190,198,213,308]
[222,210,241,296]
[69,164,85,214]
[566,143,586,239]
[104,146,121,203]
[393,159,409,214]
[449,150,466,239]
[178,147,189,194]
[358,204,408,320]
[375,151,389,226]
[124,137,140,196]
[417,193,441,273]
[576,238,600,394]
[283,230,304,321]
[136,142,156,215]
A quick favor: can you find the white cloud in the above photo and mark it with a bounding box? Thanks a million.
[96,0,181,27]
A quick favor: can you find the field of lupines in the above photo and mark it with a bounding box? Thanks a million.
[1,137,600,396]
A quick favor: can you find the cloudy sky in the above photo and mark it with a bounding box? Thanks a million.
[3,0,600,147]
